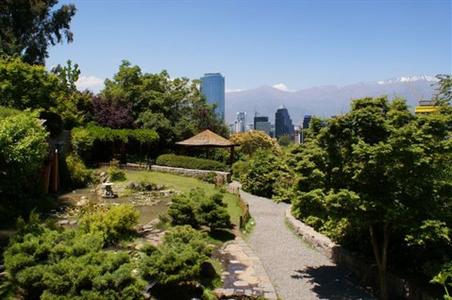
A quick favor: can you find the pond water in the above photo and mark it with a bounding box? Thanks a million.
[58,186,171,225]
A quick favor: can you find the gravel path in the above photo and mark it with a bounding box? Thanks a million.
[241,190,374,300]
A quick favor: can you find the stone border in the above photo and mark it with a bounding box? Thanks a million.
[285,206,438,300]
[150,165,231,183]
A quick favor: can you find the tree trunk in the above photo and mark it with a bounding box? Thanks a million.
[369,224,390,300]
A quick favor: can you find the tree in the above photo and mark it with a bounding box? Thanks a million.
[277,134,292,147]
[435,74,452,105]
[289,97,451,299]
[230,130,280,158]
[0,57,61,110]
[92,96,134,129]
[100,60,228,149]
[0,0,76,64]
[0,111,49,223]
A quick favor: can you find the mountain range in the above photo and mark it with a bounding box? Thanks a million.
[225,75,437,124]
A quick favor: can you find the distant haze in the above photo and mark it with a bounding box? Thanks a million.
[225,75,437,124]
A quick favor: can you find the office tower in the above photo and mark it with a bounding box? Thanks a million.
[200,73,225,120]
[235,112,246,133]
[275,105,294,138]
[303,115,312,129]
[253,114,272,135]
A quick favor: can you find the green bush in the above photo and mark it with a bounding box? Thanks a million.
[140,225,213,285]
[65,154,93,188]
[79,205,139,245]
[168,189,231,231]
[0,111,49,223]
[240,150,280,198]
[156,154,228,171]
[0,105,21,118]
[431,262,452,300]
[108,166,126,182]
[3,213,145,299]
[231,160,250,180]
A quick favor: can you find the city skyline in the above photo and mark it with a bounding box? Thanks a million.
[48,0,451,92]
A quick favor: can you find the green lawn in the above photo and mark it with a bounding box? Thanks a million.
[122,170,243,226]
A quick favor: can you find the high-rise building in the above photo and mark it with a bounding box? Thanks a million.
[275,105,294,138]
[253,114,272,135]
[200,73,225,120]
[303,115,312,129]
[234,112,246,133]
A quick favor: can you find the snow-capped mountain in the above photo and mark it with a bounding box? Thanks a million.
[225,75,437,124]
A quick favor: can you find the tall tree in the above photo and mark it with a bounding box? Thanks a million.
[0,0,76,64]
[289,97,451,299]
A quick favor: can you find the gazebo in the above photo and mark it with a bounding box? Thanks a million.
[176,129,237,164]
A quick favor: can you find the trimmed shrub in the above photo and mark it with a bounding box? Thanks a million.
[140,225,213,285]
[156,154,228,171]
[65,154,93,188]
[3,212,145,299]
[79,204,139,245]
[168,189,231,231]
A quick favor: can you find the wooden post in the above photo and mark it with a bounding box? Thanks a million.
[52,149,59,192]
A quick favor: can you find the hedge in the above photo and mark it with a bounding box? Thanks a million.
[72,124,159,163]
[156,154,228,171]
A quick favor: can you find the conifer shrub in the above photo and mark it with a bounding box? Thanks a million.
[168,189,231,231]
[140,225,214,286]
[78,204,139,245]
[3,212,145,299]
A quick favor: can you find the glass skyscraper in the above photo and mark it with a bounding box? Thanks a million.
[200,73,225,120]
[254,114,272,136]
[275,105,294,138]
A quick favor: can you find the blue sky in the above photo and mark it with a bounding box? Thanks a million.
[47,0,451,92]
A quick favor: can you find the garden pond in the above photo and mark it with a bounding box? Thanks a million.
[56,182,176,226]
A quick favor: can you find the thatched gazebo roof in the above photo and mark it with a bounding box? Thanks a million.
[176,130,236,148]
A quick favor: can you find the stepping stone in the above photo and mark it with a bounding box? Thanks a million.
[233,280,248,287]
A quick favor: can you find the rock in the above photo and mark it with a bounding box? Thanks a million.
[58,219,69,225]
[69,220,77,225]
[76,199,88,206]
[135,243,145,251]
[127,182,138,190]
[233,280,249,287]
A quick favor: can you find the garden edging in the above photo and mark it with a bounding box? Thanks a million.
[285,206,438,300]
